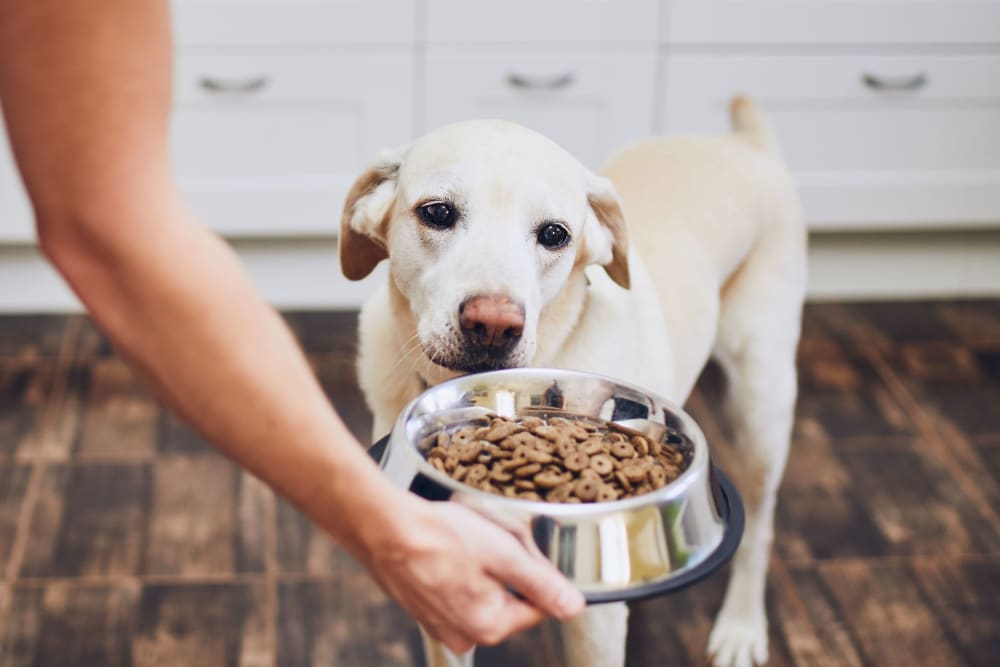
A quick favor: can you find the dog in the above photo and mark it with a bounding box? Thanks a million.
[340,96,806,667]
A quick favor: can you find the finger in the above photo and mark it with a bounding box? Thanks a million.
[484,538,584,619]
[495,596,548,638]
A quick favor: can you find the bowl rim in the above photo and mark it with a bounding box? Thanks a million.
[390,367,713,518]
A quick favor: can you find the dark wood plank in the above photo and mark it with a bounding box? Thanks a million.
[794,339,915,440]
[0,466,31,577]
[0,364,37,464]
[628,565,795,667]
[134,582,270,667]
[889,344,1000,437]
[0,315,67,362]
[310,353,373,445]
[773,564,865,667]
[71,316,116,362]
[143,454,267,576]
[911,560,1000,667]
[20,463,150,578]
[0,582,138,667]
[799,302,890,346]
[275,498,336,576]
[933,300,1000,344]
[277,579,418,667]
[13,363,85,464]
[777,436,1000,561]
[818,561,966,667]
[847,301,961,343]
[282,311,360,356]
[0,362,73,464]
[158,412,215,455]
[77,358,158,459]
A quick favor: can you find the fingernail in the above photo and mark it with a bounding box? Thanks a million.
[557,587,584,615]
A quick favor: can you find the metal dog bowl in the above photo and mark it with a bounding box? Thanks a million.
[369,368,743,603]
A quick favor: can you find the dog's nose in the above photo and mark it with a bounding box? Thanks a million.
[459,295,525,353]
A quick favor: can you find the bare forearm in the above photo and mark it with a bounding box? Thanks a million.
[49,192,400,554]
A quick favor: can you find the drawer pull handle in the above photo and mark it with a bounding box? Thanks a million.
[199,76,269,94]
[862,72,927,92]
[506,72,574,91]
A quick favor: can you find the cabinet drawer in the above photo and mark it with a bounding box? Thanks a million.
[424,47,657,169]
[426,0,660,44]
[667,0,1000,45]
[172,53,414,236]
[661,54,1000,229]
[173,0,416,46]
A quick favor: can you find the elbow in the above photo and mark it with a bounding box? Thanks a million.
[35,211,99,281]
[34,207,127,298]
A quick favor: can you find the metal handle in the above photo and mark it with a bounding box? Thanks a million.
[862,72,928,92]
[199,75,269,94]
[506,72,575,91]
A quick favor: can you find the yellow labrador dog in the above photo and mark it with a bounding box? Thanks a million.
[340,96,806,667]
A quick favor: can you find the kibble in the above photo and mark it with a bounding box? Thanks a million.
[421,414,687,503]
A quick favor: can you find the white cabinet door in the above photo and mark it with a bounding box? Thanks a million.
[0,124,33,243]
[427,0,660,43]
[667,0,1000,44]
[661,54,1000,230]
[173,0,417,45]
[424,47,657,169]
[172,52,414,237]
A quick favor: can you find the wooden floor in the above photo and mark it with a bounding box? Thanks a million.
[1,301,999,666]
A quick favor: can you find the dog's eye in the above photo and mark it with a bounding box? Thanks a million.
[417,202,455,229]
[537,223,570,249]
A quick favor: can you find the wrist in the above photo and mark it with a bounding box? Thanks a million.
[298,446,424,562]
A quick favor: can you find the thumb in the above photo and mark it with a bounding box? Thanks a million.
[484,535,585,620]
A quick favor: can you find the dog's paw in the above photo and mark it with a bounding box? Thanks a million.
[706,608,768,667]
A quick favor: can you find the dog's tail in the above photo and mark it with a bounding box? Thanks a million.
[729,95,777,153]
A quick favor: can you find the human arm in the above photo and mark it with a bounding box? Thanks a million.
[0,0,583,651]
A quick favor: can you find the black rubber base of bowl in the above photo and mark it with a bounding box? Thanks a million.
[367,435,744,604]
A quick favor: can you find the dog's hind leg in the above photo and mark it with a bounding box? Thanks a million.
[421,628,475,667]
[561,602,629,667]
[706,238,805,667]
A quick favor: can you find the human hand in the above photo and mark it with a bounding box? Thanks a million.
[358,495,585,654]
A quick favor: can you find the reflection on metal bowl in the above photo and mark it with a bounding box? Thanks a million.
[371,368,744,603]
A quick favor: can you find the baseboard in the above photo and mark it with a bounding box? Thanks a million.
[0,230,997,313]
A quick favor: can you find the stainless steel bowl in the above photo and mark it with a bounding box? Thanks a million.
[372,368,743,603]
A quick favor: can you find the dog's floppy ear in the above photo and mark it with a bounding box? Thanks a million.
[582,172,631,290]
[339,147,407,280]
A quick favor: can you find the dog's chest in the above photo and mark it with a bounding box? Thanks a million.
[547,266,675,402]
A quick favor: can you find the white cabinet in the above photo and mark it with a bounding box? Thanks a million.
[661,54,1000,230]
[173,0,416,46]
[173,53,414,236]
[667,0,1000,44]
[427,0,661,44]
[664,0,1000,230]
[424,47,656,169]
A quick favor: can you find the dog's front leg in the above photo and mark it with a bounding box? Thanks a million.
[561,602,628,667]
[420,626,475,667]
[707,339,798,667]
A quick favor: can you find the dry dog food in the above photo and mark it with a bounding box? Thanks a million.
[420,414,687,503]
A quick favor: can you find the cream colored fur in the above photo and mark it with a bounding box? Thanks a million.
[341,96,806,667]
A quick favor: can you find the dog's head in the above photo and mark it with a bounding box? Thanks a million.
[340,120,629,375]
